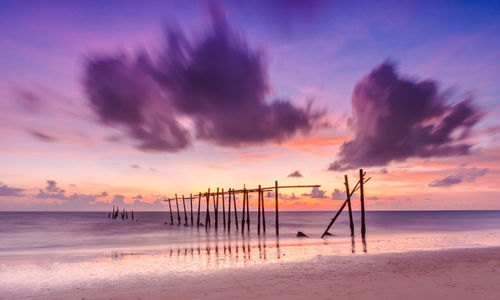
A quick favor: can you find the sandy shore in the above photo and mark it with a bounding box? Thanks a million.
[3,246,499,300]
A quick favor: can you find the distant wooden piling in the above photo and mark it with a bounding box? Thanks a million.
[345,175,355,236]
[360,169,366,238]
[197,192,201,227]
[227,188,231,231]
[233,189,239,231]
[168,199,173,225]
[214,188,219,229]
[241,187,246,232]
[131,210,134,220]
[246,189,250,231]
[175,194,181,225]
[262,188,266,233]
[222,188,226,229]
[275,180,279,236]
[257,185,262,235]
[182,195,188,226]
[205,188,211,228]
[190,193,193,226]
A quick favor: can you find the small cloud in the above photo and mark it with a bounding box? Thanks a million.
[287,170,303,178]
[331,188,345,200]
[130,164,140,169]
[29,130,57,143]
[429,167,489,187]
[132,194,143,201]
[149,167,157,172]
[0,183,25,197]
[366,196,379,200]
[380,168,388,174]
[301,186,328,199]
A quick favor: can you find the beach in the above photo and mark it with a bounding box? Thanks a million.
[2,247,499,299]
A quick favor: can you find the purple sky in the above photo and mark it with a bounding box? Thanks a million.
[1,0,499,210]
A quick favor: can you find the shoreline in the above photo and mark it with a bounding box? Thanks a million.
[2,246,499,299]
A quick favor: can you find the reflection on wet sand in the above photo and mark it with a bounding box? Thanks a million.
[125,235,369,267]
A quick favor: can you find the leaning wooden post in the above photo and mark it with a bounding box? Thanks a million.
[246,189,250,231]
[168,200,173,224]
[360,169,366,238]
[197,192,201,227]
[175,194,181,225]
[205,188,211,228]
[222,188,226,230]
[233,189,239,231]
[190,193,193,226]
[182,195,188,226]
[275,180,279,236]
[345,175,355,236]
[262,188,266,233]
[241,187,246,232]
[257,185,262,235]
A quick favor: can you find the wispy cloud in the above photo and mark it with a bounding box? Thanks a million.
[429,167,489,187]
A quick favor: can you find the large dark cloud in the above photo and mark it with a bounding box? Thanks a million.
[84,54,190,152]
[83,6,321,152]
[329,61,482,171]
[429,167,489,187]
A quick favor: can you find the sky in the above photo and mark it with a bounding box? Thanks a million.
[1,0,499,211]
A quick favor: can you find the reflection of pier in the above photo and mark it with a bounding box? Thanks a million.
[163,181,319,236]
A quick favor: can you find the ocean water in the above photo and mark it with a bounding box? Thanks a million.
[1,210,499,294]
[1,210,499,258]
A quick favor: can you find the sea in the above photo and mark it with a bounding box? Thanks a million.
[0,211,499,294]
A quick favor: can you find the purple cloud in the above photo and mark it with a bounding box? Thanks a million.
[429,167,489,187]
[329,61,482,171]
[37,180,108,204]
[0,183,25,197]
[83,5,322,152]
[331,188,345,200]
[301,186,328,199]
[287,170,303,178]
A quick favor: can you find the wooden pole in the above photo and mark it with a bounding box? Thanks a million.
[190,193,193,226]
[214,188,219,229]
[182,195,188,226]
[205,188,211,228]
[360,169,366,238]
[275,180,279,236]
[227,188,231,231]
[233,189,239,231]
[222,188,226,230]
[345,175,355,236]
[175,194,181,225]
[241,187,246,232]
[168,200,173,224]
[262,188,266,233]
[246,189,250,232]
[257,185,261,235]
[197,192,201,227]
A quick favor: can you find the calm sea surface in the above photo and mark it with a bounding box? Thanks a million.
[1,210,499,258]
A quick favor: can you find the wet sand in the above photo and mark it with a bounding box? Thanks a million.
[3,246,499,300]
